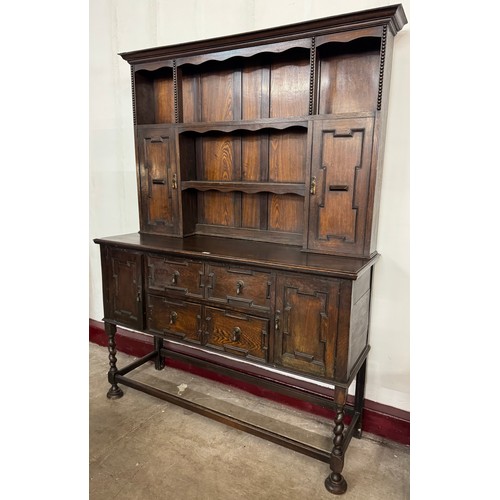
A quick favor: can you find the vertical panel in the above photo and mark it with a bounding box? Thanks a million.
[181,72,199,122]
[154,76,175,123]
[198,134,239,227]
[269,130,306,182]
[270,54,310,118]
[241,132,264,229]
[200,135,238,180]
[241,64,270,120]
[318,42,380,114]
[267,129,306,234]
[200,69,235,121]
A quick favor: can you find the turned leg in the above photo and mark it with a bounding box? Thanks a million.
[154,336,165,370]
[105,322,124,399]
[353,359,367,439]
[325,387,348,495]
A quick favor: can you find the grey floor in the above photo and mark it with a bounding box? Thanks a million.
[89,343,409,499]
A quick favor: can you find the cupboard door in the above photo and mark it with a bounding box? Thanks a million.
[275,274,339,379]
[307,118,374,256]
[138,127,180,235]
[105,248,144,329]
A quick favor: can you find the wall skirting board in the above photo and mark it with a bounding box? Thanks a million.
[89,318,409,446]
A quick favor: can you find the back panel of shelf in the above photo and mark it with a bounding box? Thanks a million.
[179,48,311,123]
[178,126,306,244]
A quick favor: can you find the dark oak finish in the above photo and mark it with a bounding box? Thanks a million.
[275,274,340,379]
[102,247,144,330]
[95,4,406,495]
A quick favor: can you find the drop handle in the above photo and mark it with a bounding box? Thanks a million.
[232,327,241,342]
[171,271,180,285]
[310,176,316,195]
[170,311,178,325]
[275,313,280,333]
[172,173,178,190]
[236,280,244,295]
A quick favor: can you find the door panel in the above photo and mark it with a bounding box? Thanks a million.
[308,118,374,256]
[138,127,180,235]
[275,274,340,379]
[106,248,144,329]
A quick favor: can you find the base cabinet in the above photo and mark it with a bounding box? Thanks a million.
[100,244,371,386]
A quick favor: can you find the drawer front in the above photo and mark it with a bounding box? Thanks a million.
[146,294,202,344]
[206,264,273,312]
[205,307,269,362]
[146,254,204,298]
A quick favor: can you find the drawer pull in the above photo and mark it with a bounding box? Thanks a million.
[170,311,178,325]
[171,271,180,285]
[236,280,244,295]
[232,327,241,342]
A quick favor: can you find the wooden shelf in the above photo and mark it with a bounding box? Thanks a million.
[178,117,309,133]
[181,181,306,196]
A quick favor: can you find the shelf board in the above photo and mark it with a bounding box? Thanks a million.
[178,117,309,133]
[181,181,306,196]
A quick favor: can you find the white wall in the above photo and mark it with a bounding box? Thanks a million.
[90,0,410,412]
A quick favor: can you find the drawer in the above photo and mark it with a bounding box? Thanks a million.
[206,264,273,312]
[146,294,203,344]
[205,306,269,362]
[146,254,204,299]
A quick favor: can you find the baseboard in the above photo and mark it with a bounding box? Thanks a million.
[90,318,409,446]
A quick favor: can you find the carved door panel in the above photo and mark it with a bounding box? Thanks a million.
[106,248,144,329]
[275,274,340,379]
[308,118,374,256]
[138,127,181,235]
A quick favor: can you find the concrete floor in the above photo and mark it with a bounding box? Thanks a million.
[89,343,409,499]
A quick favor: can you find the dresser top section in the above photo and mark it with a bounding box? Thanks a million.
[119,4,407,64]
[94,233,379,279]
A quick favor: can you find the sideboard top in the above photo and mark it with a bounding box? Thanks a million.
[119,4,407,64]
[94,233,379,279]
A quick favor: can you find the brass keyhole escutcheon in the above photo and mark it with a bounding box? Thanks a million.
[236,280,244,295]
[171,271,180,285]
[232,327,241,342]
